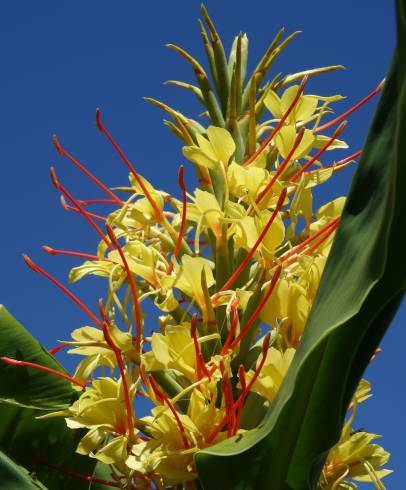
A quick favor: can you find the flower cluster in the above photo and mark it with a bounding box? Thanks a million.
[4,7,390,489]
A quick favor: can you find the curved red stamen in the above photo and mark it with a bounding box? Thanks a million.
[167,166,187,274]
[53,135,123,206]
[244,75,309,167]
[229,267,282,350]
[60,196,106,222]
[306,150,362,177]
[48,342,69,355]
[1,357,86,388]
[99,301,135,438]
[280,218,340,262]
[315,80,384,133]
[148,375,190,448]
[96,109,163,221]
[106,225,143,352]
[220,361,235,437]
[221,297,240,355]
[51,168,111,248]
[218,189,286,295]
[77,198,118,206]
[23,254,103,328]
[34,456,121,488]
[290,121,347,182]
[43,245,112,263]
[256,128,305,206]
[233,333,271,413]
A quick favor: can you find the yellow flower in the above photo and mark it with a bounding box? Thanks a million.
[127,389,225,485]
[183,126,235,170]
[142,324,196,381]
[322,428,392,488]
[264,85,319,125]
[245,347,296,402]
[64,324,136,381]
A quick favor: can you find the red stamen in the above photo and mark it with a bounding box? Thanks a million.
[148,375,190,448]
[315,80,384,133]
[301,219,339,256]
[306,150,362,175]
[1,357,86,388]
[218,189,286,296]
[221,297,240,355]
[229,266,282,350]
[105,225,143,352]
[60,196,106,222]
[244,75,309,166]
[99,300,134,437]
[290,121,348,182]
[23,254,103,328]
[232,333,271,415]
[232,365,247,435]
[34,456,121,488]
[43,245,112,263]
[48,342,69,355]
[96,109,163,221]
[199,352,212,381]
[53,135,123,206]
[256,128,305,206]
[51,168,111,248]
[77,198,118,206]
[167,166,187,274]
[220,361,235,437]
[280,218,340,263]
[191,314,203,381]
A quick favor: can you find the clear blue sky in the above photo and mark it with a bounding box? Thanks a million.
[0,1,403,487]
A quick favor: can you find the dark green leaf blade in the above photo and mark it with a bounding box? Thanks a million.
[0,305,75,410]
[0,448,47,489]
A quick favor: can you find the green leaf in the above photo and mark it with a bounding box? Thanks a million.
[0,305,76,410]
[0,307,98,489]
[0,448,47,489]
[195,1,406,488]
[0,403,97,490]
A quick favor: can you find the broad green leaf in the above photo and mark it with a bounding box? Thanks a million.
[0,448,46,489]
[0,305,76,410]
[0,307,98,489]
[195,1,406,488]
[0,403,97,490]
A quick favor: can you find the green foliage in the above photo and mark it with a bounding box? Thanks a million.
[0,307,98,489]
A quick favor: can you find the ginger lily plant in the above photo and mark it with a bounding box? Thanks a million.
[0,3,405,490]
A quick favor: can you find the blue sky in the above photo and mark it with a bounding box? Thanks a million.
[0,1,403,487]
